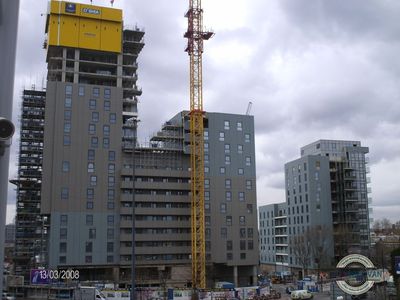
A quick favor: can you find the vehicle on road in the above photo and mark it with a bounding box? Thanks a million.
[290,289,313,299]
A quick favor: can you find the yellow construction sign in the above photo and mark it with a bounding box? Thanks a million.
[46,0,122,53]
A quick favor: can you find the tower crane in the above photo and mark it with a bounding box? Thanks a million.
[184,0,213,289]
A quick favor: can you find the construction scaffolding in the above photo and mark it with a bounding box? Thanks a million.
[10,89,48,283]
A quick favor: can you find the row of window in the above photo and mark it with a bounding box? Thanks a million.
[205,191,246,202]
[65,97,112,111]
[59,255,114,264]
[219,203,253,214]
[226,240,254,251]
[66,85,111,99]
[60,227,115,240]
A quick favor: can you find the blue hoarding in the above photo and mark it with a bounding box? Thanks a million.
[395,256,400,275]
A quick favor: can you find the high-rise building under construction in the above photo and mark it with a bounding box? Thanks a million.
[13,0,259,288]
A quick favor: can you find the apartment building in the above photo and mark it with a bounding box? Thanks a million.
[18,0,259,288]
[259,140,371,275]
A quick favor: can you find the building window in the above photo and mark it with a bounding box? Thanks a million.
[86,201,93,209]
[104,88,111,99]
[85,256,92,263]
[92,112,99,122]
[220,203,226,213]
[104,100,111,111]
[107,215,114,226]
[108,163,115,174]
[237,122,242,131]
[247,228,253,238]
[204,179,210,189]
[238,168,244,175]
[237,144,243,154]
[63,135,71,146]
[220,167,225,174]
[107,242,114,252]
[61,187,69,200]
[247,204,253,214]
[245,134,250,143]
[204,154,209,164]
[205,216,211,226]
[86,215,93,226]
[240,228,246,238]
[204,143,209,152]
[65,85,72,95]
[103,125,110,136]
[225,191,232,201]
[90,175,97,186]
[62,161,70,172]
[219,131,225,141]
[79,86,85,96]
[240,240,246,250]
[239,216,246,226]
[59,256,66,264]
[65,97,72,108]
[240,253,246,260]
[86,241,93,253]
[89,228,96,239]
[60,228,67,239]
[60,215,68,226]
[246,156,251,166]
[64,110,71,120]
[108,176,115,187]
[92,87,100,97]
[87,162,95,173]
[221,227,227,238]
[89,99,96,110]
[227,240,233,251]
[205,203,210,213]
[226,216,232,226]
[225,156,231,165]
[103,138,110,148]
[108,189,115,200]
[205,228,211,239]
[204,166,209,173]
[225,179,231,189]
[109,113,116,124]
[108,151,115,161]
[227,253,233,260]
[224,120,230,130]
[239,192,245,201]
[204,191,210,201]
[107,255,114,263]
[108,202,115,210]
[87,188,94,199]
[204,131,209,140]
[246,180,252,190]
[60,242,67,253]
[91,137,98,148]
[64,122,71,133]
[107,228,114,239]
[88,150,95,161]
[224,144,230,154]
[88,124,96,135]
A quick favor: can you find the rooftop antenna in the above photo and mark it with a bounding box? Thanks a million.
[246,101,253,115]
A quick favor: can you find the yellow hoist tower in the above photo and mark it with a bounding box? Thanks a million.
[184,0,213,289]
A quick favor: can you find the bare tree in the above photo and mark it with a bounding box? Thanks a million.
[290,226,334,279]
[381,218,392,234]
[290,233,312,278]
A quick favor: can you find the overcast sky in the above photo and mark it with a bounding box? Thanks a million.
[6,0,400,224]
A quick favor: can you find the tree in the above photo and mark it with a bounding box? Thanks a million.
[290,233,312,279]
[290,226,334,280]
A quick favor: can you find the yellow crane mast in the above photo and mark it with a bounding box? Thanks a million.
[184,0,213,289]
